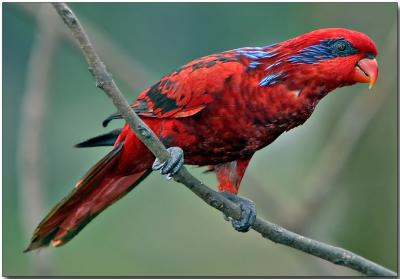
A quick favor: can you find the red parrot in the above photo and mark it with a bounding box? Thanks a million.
[25,28,378,251]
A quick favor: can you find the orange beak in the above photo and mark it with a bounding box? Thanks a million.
[353,58,378,89]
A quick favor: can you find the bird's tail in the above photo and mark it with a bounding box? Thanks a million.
[24,141,151,252]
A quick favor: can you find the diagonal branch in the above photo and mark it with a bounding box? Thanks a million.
[50,3,396,276]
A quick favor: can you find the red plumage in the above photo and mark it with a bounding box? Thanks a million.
[25,28,378,251]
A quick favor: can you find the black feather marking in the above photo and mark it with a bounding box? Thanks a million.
[75,129,122,148]
[102,101,153,127]
[159,135,173,146]
[192,62,205,70]
[205,60,217,68]
[102,112,122,127]
[224,75,233,86]
[172,124,179,133]
[133,100,151,114]
[147,82,178,113]
[217,56,238,63]
[164,79,173,90]
[191,55,238,71]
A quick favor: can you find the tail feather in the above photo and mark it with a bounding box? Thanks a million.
[24,142,150,252]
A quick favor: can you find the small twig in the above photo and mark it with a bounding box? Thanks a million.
[50,3,396,276]
[17,4,58,275]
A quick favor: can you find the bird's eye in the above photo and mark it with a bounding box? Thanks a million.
[327,38,359,57]
[335,41,347,51]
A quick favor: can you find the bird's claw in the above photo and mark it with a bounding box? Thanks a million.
[152,147,184,180]
[221,192,256,232]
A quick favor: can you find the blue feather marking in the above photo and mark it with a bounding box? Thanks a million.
[266,60,282,70]
[248,61,261,69]
[236,48,278,60]
[288,43,336,64]
[287,38,358,64]
[259,72,284,87]
[240,46,264,51]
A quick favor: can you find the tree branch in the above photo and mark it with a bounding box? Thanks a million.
[50,3,396,276]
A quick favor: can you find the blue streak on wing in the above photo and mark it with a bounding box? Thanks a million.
[240,46,264,51]
[265,60,282,70]
[259,72,284,87]
[248,61,261,69]
[236,48,278,60]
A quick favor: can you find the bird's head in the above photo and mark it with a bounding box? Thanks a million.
[239,28,378,97]
[281,28,378,90]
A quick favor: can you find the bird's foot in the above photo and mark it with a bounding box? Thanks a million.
[152,147,184,180]
[221,192,256,232]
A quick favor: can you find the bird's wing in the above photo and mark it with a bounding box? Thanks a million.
[102,52,243,127]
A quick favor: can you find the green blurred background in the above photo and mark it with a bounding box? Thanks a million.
[3,3,397,276]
